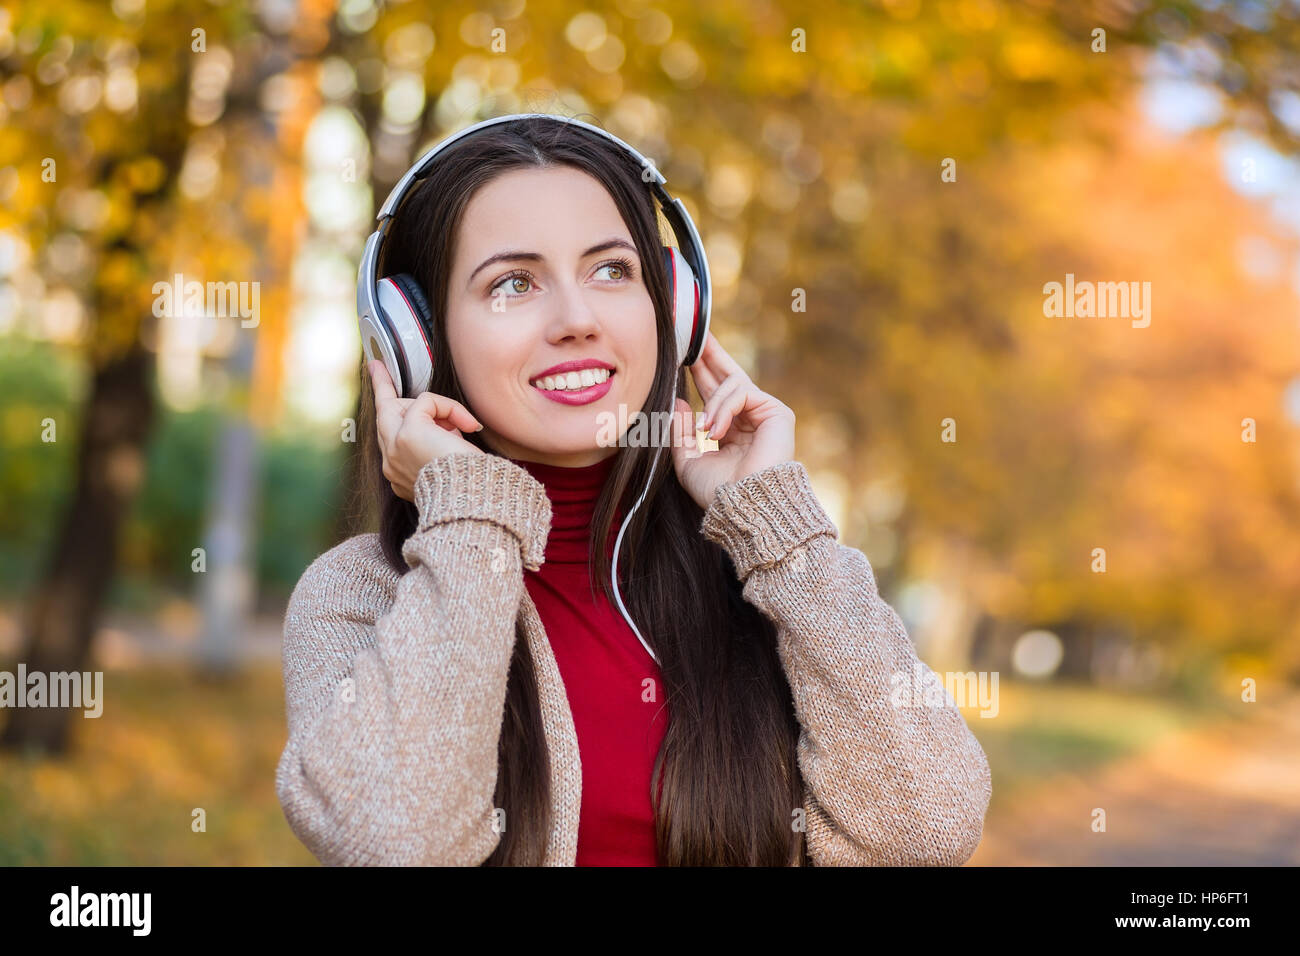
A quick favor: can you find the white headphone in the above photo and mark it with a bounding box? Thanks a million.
[356,113,713,666]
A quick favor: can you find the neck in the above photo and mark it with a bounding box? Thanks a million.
[508,452,623,565]
[484,431,619,468]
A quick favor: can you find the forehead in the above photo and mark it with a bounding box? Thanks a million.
[454,165,632,263]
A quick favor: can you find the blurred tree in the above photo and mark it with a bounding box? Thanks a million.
[0,0,250,751]
[241,0,1300,666]
[196,0,333,675]
[3,0,1300,760]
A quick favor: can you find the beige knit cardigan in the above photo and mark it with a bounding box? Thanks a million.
[275,452,992,866]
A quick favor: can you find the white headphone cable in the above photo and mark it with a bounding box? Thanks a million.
[610,443,663,667]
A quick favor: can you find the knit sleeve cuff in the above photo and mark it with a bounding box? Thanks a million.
[699,461,838,581]
[411,453,552,571]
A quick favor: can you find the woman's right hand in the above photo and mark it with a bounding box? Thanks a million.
[368,360,486,503]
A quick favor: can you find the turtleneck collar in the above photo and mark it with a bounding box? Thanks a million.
[508,452,623,566]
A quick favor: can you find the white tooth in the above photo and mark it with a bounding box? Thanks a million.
[542,376,556,389]
[565,371,582,389]
[580,369,596,387]
[595,368,610,383]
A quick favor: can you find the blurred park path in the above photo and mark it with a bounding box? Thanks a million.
[4,600,1298,867]
[970,691,1300,865]
[0,602,283,669]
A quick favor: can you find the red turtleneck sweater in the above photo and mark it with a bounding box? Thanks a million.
[508,453,669,866]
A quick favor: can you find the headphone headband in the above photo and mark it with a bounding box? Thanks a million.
[354,113,706,667]
[377,113,665,216]
[356,112,711,377]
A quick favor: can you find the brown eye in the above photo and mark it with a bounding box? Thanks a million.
[596,258,636,282]
[491,271,534,298]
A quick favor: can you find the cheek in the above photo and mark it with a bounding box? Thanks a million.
[459,350,511,403]
[627,307,660,399]
[448,326,530,407]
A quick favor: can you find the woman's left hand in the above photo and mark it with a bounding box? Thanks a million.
[670,332,796,511]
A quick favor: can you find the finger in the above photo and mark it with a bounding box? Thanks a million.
[697,338,750,415]
[669,397,698,472]
[407,391,483,433]
[701,373,745,430]
[688,356,722,401]
[699,332,746,383]
[371,363,419,419]
[373,386,407,448]
[708,382,759,441]
[369,360,399,404]
[431,395,483,433]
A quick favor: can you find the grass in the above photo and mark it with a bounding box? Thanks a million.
[0,665,1243,863]
[960,677,1245,812]
[0,663,315,866]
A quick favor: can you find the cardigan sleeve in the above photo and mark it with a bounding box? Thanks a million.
[274,452,551,866]
[699,460,992,866]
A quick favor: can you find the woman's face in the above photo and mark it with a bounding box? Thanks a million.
[444,165,659,467]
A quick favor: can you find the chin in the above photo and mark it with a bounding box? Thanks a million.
[497,426,604,457]
[546,433,609,456]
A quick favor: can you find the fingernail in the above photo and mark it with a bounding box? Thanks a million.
[476,423,485,432]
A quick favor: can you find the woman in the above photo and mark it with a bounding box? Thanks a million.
[275,115,991,866]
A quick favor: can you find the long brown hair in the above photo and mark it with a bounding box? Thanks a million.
[351,115,809,866]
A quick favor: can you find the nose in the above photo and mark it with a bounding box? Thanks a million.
[544,276,602,346]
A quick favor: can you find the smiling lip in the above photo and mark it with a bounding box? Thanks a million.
[534,373,615,406]
[531,358,615,381]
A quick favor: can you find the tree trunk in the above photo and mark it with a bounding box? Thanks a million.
[196,363,261,677]
[1,344,155,754]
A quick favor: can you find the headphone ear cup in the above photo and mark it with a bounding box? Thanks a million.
[387,273,433,328]
[662,245,701,367]
[374,273,435,397]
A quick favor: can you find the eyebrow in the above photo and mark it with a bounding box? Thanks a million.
[466,238,639,289]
